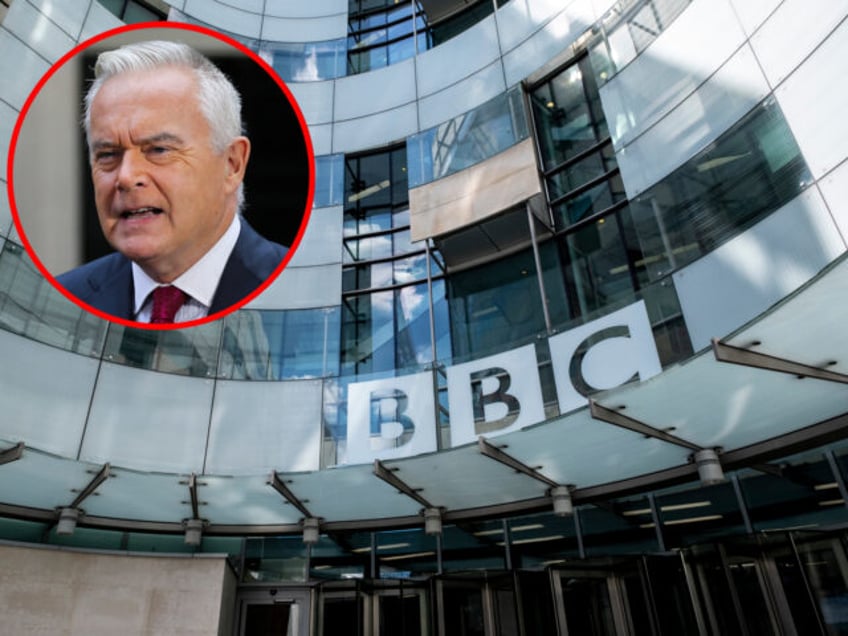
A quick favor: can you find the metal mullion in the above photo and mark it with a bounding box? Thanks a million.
[547,167,621,210]
[541,137,614,180]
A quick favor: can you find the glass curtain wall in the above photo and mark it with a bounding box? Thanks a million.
[346,0,501,75]
[340,145,445,377]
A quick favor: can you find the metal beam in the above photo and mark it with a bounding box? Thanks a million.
[713,339,848,384]
[69,463,110,509]
[267,471,313,519]
[188,473,200,519]
[477,436,560,488]
[373,460,433,509]
[0,442,24,466]
[589,400,702,451]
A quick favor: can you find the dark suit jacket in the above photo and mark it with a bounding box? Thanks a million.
[56,220,287,321]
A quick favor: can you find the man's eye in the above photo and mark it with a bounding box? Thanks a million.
[95,151,119,163]
[148,146,170,155]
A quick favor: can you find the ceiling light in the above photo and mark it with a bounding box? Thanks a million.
[551,486,573,516]
[693,448,724,485]
[184,518,204,546]
[302,517,321,545]
[424,508,442,535]
[56,507,79,536]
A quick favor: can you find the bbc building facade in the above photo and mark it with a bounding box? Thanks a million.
[1,0,848,634]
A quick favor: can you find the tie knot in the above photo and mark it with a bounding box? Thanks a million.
[150,285,188,324]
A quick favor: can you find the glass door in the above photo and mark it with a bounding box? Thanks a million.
[236,588,311,636]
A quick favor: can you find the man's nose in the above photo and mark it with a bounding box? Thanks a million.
[115,150,148,191]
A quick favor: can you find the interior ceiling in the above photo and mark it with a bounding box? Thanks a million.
[2,256,848,534]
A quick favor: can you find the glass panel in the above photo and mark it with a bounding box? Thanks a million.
[579,498,660,557]
[552,174,626,227]
[531,57,607,172]
[102,320,221,377]
[244,537,307,583]
[446,247,546,362]
[560,575,616,635]
[122,2,162,23]
[315,154,345,209]
[587,0,694,85]
[794,537,848,634]
[546,142,617,201]
[0,240,107,355]
[644,555,701,634]
[438,579,486,636]
[263,39,347,82]
[656,481,747,548]
[244,604,293,636]
[219,308,340,380]
[341,283,432,375]
[407,87,530,187]
[627,99,812,281]
[560,214,635,319]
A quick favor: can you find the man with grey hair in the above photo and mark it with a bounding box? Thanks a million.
[58,40,287,324]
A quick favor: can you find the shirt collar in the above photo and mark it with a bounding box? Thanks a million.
[132,214,241,316]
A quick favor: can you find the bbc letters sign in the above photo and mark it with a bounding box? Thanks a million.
[343,301,661,464]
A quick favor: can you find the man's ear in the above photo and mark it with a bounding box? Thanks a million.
[224,136,250,194]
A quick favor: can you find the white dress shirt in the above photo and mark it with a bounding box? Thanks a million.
[133,215,241,323]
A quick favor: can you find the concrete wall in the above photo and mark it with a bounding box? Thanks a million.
[0,543,234,635]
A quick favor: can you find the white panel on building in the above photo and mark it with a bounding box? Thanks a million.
[0,331,98,458]
[27,0,91,40]
[447,344,545,447]
[332,102,418,154]
[549,301,661,414]
[0,189,11,237]
[616,44,769,198]
[416,16,500,97]
[248,262,341,309]
[750,0,848,88]
[728,0,781,38]
[81,363,214,472]
[264,0,347,18]
[261,15,348,43]
[308,123,333,156]
[3,0,76,63]
[818,157,848,247]
[334,58,416,121]
[495,0,576,53]
[345,372,438,464]
[601,0,747,150]
[78,1,123,43]
[206,380,323,474]
[287,205,342,267]
[776,19,848,179]
[287,80,335,125]
[673,188,845,351]
[182,0,263,38]
[417,61,506,131]
[501,0,596,87]
[0,31,50,111]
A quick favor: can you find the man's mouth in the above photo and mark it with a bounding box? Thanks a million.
[120,206,163,219]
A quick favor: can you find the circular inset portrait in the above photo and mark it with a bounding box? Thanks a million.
[8,23,314,328]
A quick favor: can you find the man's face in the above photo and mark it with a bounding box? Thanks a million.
[88,66,249,282]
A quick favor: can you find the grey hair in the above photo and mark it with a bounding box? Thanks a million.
[83,40,246,208]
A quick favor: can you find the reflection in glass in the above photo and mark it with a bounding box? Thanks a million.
[314,154,345,209]
[446,248,546,362]
[407,87,529,187]
[261,39,347,82]
[531,55,607,172]
[219,307,340,380]
[627,99,812,280]
[0,240,107,356]
[103,321,221,377]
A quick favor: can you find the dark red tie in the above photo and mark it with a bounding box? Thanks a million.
[150,285,188,324]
